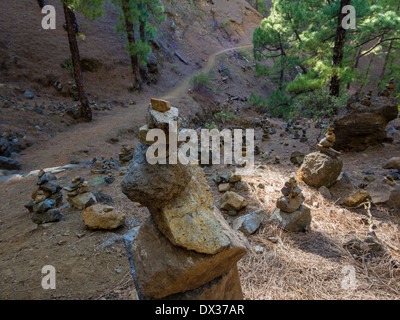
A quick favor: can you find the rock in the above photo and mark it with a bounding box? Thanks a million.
[220,191,248,212]
[218,183,230,192]
[23,91,34,99]
[318,186,331,199]
[33,199,56,213]
[230,173,242,183]
[40,181,62,194]
[0,137,11,157]
[276,195,304,213]
[298,152,343,188]
[150,98,171,112]
[269,205,312,232]
[147,105,179,131]
[121,143,191,208]
[82,204,126,230]
[164,266,243,300]
[389,185,400,215]
[31,209,62,224]
[334,96,399,151]
[67,192,97,210]
[290,151,305,165]
[342,190,371,207]
[139,125,152,146]
[150,166,235,254]
[383,157,400,171]
[92,191,114,206]
[131,217,248,298]
[0,156,21,170]
[254,246,264,254]
[235,181,249,191]
[232,209,266,235]
[365,178,394,204]
[213,171,231,184]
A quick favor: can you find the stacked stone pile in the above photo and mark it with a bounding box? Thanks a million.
[24,170,63,224]
[64,177,96,210]
[269,177,311,232]
[121,99,249,300]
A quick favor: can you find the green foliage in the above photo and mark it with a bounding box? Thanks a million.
[213,110,239,124]
[189,72,212,91]
[290,89,348,120]
[62,0,105,20]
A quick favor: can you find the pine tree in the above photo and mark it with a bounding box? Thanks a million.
[62,0,104,122]
[112,0,166,89]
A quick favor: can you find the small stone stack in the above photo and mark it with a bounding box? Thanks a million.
[118,145,134,165]
[24,170,63,224]
[269,177,311,232]
[64,177,96,210]
[299,126,343,188]
[121,100,249,300]
[90,158,108,174]
[316,126,341,158]
[378,77,395,97]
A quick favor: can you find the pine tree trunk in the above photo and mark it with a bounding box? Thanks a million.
[380,40,394,82]
[63,3,92,122]
[330,0,351,97]
[122,0,141,89]
[37,0,45,8]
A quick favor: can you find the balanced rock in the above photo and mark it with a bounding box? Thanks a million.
[147,105,179,131]
[220,191,248,212]
[232,209,266,235]
[121,143,191,208]
[65,177,96,210]
[299,152,343,188]
[82,204,126,230]
[131,217,248,299]
[150,98,171,112]
[150,166,235,254]
[118,145,134,164]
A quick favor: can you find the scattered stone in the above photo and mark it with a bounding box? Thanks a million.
[0,156,21,170]
[268,237,279,244]
[82,204,126,230]
[290,151,305,165]
[23,90,34,99]
[383,157,400,171]
[342,190,371,207]
[234,181,249,191]
[232,209,266,235]
[254,246,264,254]
[220,191,248,212]
[219,183,230,192]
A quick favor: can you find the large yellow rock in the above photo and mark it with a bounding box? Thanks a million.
[150,166,236,254]
[150,98,171,112]
[220,191,248,211]
[82,204,126,230]
[342,189,371,207]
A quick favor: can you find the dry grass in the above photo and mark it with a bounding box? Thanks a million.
[232,164,400,300]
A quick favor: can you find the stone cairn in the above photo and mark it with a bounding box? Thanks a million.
[378,77,395,97]
[121,98,249,300]
[118,145,134,165]
[24,170,63,224]
[64,177,96,210]
[298,126,343,188]
[269,177,311,232]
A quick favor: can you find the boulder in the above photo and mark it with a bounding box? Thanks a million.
[0,156,21,170]
[150,166,239,255]
[131,217,248,298]
[146,105,179,131]
[220,191,248,212]
[232,209,266,235]
[298,152,343,188]
[269,205,312,232]
[121,143,191,208]
[333,96,399,151]
[82,204,126,230]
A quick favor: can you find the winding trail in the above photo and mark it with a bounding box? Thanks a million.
[16,44,253,173]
